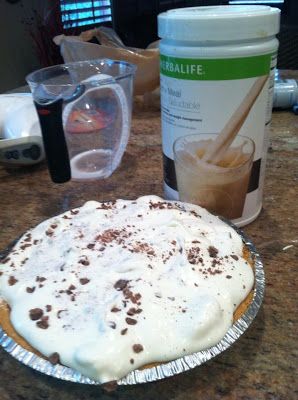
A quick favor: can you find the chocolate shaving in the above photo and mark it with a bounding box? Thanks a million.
[21,258,28,266]
[70,209,79,215]
[48,352,60,365]
[149,201,172,210]
[108,321,116,329]
[36,276,46,283]
[24,234,32,242]
[208,246,218,258]
[79,278,90,285]
[226,275,232,279]
[46,305,52,312]
[129,241,156,257]
[96,203,114,210]
[126,317,137,325]
[29,308,43,321]
[111,306,121,312]
[130,358,134,364]
[126,308,135,316]
[20,243,31,250]
[36,316,49,329]
[87,243,95,249]
[114,279,129,291]
[79,259,90,266]
[127,307,141,316]
[26,286,35,293]
[212,259,221,268]
[123,288,142,305]
[8,276,18,286]
[57,309,67,319]
[187,247,202,265]
[96,229,121,244]
[132,344,144,353]
[231,254,239,261]
[121,328,128,335]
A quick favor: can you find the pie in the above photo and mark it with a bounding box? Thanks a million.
[0,196,254,383]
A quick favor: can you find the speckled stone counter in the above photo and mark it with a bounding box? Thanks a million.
[0,98,297,400]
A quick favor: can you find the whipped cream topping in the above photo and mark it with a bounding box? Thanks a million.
[0,196,254,383]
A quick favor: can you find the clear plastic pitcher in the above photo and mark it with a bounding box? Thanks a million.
[26,59,136,183]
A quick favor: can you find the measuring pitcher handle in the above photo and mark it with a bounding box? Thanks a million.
[35,99,71,183]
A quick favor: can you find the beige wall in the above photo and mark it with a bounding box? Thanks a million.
[0,1,51,92]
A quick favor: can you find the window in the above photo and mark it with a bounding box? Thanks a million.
[60,0,112,29]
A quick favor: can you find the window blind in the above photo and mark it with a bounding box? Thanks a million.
[229,1,284,4]
[60,0,112,29]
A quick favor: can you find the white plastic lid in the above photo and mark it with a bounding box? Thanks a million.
[158,6,280,41]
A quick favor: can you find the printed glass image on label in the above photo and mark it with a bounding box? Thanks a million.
[174,134,255,220]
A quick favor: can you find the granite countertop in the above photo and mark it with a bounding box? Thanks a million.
[0,97,297,400]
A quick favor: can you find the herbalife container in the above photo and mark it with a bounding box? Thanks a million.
[158,6,280,227]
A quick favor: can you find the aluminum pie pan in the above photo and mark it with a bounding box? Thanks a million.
[0,221,264,386]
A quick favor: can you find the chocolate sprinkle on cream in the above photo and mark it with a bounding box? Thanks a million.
[132,344,144,353]
[36,276,46,283]
[114,279,129,291]
[20,243,31,250]
[79,278,90,285]
[36,316,49,329]
[126,317,137,325]
[57,309,67,319]
[208,246,219,258]
[79,259,90,266]
[26,286,35,293]
[29,308,43,321]
[8,276,18,286]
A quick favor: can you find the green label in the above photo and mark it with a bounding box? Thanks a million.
[160,54,273,80]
